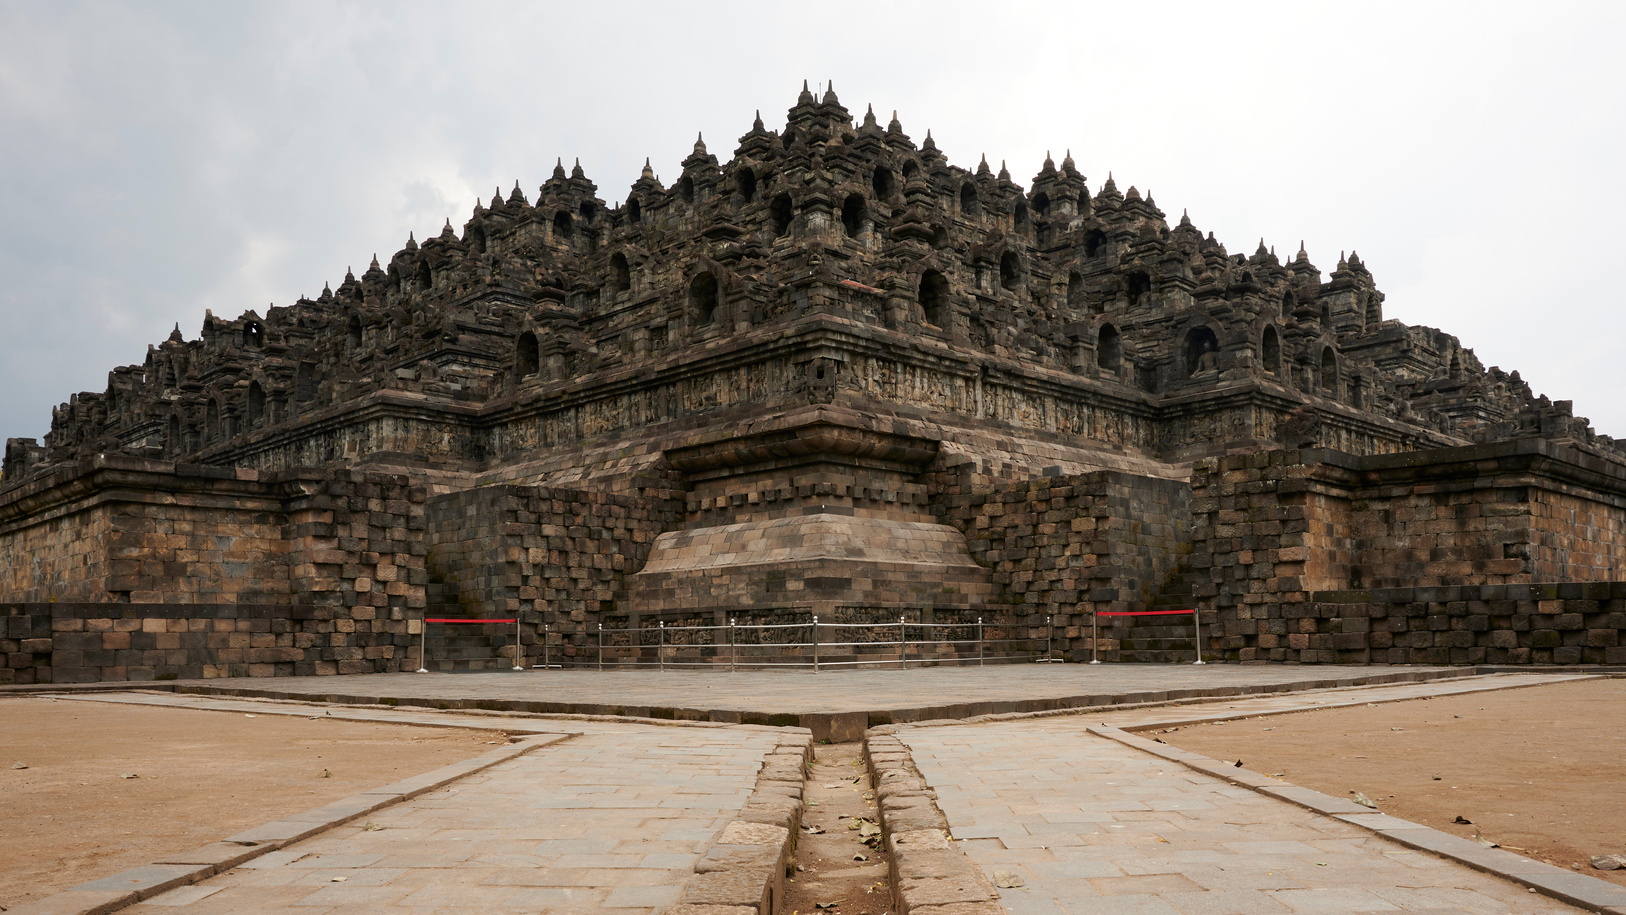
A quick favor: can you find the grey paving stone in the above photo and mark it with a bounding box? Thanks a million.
[115,720,782,914]
[896,715,1589,915]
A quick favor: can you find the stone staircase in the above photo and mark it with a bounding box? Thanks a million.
[1111,566,1207,663]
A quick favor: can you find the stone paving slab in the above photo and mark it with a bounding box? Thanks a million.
[12,664,1492,742]
[109,722,787,915]
[896,717,1590,914]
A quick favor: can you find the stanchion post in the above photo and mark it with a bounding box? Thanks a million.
[978,617,984,667]
[1047,613,1054,660]
[1192,607,1206,665]
[597,622,603,672]
[659,620,665,672]
[417,617,429,673]
[1090,609,1100,664]
[542,621,550,670]
[512,616,524,670]
[811,615,820,673]
[730,619,737,672]
[899,616,907,669]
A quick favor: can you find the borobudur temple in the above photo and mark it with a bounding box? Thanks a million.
[4,84,1624,683]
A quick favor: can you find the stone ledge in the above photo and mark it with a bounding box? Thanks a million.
[678,728,812,914]
[863,731,999,915]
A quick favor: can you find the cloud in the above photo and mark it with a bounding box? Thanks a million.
[1,0,1623,443]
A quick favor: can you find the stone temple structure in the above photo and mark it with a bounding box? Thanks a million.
[4,84,1624,682]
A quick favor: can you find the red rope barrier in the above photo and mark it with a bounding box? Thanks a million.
[424,618,517,624]
[1095,609,1195,617]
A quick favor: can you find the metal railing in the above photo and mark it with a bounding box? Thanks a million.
[590,614,1049,670]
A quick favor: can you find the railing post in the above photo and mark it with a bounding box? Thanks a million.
[812,615,820,673]
[978,617,984,667]
[1046,613,1054,661]
[542,621,550,670]
[597,622,603,672]
[659,620,665,672]
[512,616,524,671]
[416,617,429,673]
[899,616,907,669]
[730,618,737,672]
[1192,607,1206,665]
[1090,609,1100,664]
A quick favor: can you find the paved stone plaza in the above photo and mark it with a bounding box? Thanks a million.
[14,669,1626,915]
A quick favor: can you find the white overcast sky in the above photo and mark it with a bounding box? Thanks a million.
[2,1,1622,443]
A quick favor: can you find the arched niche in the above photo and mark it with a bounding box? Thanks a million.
[1125,271,1152,306]
[918,270,949,327]
[960,183,979,216]
[841,194,865,238]
[1067,271,1086,312]
[516,331,540,378]
[1320,347,1338,394]
[872,166,894,201]
[610,253,631,293]
[1261,326,1282,375]
[999,251,1021,291]
[770,193,794,237]
[736,168,757,203]
[247,381,265,426]
[1098,324,1122,375]
[1184,326,1220,376]
[1084,228,1107,258]
[690,273,720,325]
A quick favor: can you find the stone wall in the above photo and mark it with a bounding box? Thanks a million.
[0,457,429,683]
[1190,440,1626,609]
[0,504,116,602]
[2,602,421,684]
[1202,584,1626,665]
[1188,440,1626,664]
[931,463,1192,644]
[0,457,427,608]
[425,484,682,661]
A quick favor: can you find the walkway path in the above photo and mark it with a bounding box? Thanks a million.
[119,724,781,914]
[902,719,1584,914]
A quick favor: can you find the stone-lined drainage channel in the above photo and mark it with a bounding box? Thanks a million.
[781,743,895,915]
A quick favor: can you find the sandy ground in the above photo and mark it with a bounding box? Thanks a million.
[0,697,508,908]
[1159,677,1626,888]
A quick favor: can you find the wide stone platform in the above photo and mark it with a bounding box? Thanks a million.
[14,665,1487,743]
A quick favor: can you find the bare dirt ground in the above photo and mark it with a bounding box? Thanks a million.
[1159,677,1626,888]
[0,697,508,908]
[783,743,892,915]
